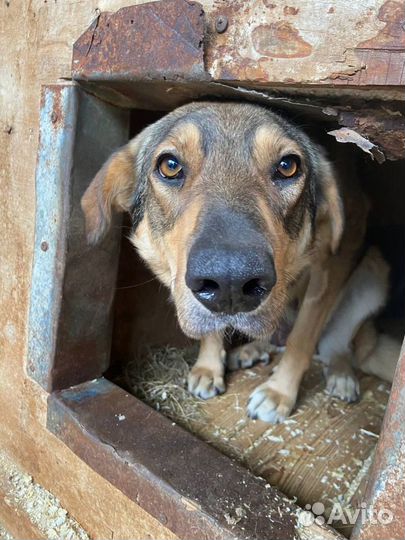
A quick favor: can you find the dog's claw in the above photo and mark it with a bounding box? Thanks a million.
[188,367,225,400]
[326,372,360,402]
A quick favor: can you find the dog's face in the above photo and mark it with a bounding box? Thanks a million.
[82,102,343,339]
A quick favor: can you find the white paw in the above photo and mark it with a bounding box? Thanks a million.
[326,372,360,402]
[247,381,295,423]
[187,367,225,400]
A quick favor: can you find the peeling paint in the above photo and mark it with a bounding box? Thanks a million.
[327,127,385,163]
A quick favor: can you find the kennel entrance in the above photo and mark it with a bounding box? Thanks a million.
[27,1,405,539]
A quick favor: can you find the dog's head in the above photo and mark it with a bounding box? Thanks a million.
[82,102,343,339]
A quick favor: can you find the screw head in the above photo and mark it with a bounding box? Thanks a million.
[215,15,228,33]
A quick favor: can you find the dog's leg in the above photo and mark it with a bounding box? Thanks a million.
[247,260,353,423]
[319,247,389,401]
[188,333,226,399]
[353,321,400,383]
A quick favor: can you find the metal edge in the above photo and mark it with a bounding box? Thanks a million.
[27,84,79,390]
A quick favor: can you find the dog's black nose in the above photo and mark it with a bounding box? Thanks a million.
[185,246,276,314]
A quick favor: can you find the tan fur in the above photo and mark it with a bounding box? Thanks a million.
[187,333,226,399]
[81,143,139,245]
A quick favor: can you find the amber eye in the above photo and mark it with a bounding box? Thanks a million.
[158,154,183,179]
[276,155,300,178]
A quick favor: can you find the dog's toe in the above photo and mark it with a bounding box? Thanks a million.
[228,342,275,372]
[326,372,360,402]
[247,384,294,423]
[187,367,225,400]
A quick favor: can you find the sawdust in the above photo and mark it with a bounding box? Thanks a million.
[125,345,207,428]
[0,453,89,540]
[124,344,389,538]
[0,524,13,540]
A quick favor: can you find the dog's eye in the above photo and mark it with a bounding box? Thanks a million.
[275,155,300,178]
[158,155,183,179]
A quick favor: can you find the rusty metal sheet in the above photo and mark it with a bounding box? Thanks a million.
[206,0,405,89]
[47,378,343,540]
[351,342,405,540]
[71,0,405,161]
[72,0,206,83]
[27,84,129,391]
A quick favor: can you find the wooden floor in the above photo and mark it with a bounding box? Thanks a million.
[124,351,391,536]
[195,362,388,509]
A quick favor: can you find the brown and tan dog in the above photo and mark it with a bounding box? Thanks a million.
[82,102,395,423]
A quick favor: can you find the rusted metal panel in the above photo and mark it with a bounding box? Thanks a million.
[206,0,405,88]
[27,84,129,391]
[351,342,405,540]
[70,0,405,161]
[72,0,206,84]
[47,378,343,540]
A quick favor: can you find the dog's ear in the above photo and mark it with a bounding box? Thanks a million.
[320,162,344,254]
[81,138,140,245]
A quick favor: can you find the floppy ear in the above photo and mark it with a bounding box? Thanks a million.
[81,139,139,245]
[319,162,344,254]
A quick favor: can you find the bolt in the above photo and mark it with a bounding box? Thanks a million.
[215,15,228,34]
[41,241,49,252]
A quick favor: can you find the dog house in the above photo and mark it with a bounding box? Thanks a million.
[5,0,404,538]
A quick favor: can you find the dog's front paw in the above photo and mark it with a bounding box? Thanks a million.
[326,371,360,402]
[187,367,225,399]
[247,380,296,423]
[228,341,281,371]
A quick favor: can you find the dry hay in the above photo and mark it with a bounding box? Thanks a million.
[125,345,207,428]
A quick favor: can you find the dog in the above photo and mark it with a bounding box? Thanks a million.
[81,101,399,423]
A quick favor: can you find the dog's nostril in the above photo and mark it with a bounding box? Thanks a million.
[242,278,268,298]
[193,279,220,299]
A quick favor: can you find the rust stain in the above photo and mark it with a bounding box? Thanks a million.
[211,47,270,81]
[357,0,405,49]
[263,0,277,7]
[283,6,299,15]
[72,0,206,82]
[328,6,335,13]
[252,22,312,58]
[42,85,65,130]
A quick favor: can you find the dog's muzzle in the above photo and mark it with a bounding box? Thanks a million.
[185,208,276,315]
